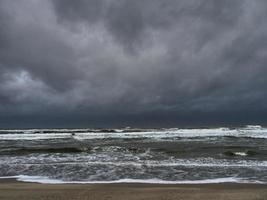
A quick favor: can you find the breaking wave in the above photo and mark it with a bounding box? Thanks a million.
[0,125,266,140]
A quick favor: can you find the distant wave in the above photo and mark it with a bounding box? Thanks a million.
[0,175,264,184]
[0,125,266,140]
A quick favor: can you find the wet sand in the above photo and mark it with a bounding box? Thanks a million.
[0,179,266,200]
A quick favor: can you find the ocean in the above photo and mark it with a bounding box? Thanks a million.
[0,125,266,184]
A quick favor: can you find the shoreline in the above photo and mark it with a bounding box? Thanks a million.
[0,179,266,200]
[2,175,265,185]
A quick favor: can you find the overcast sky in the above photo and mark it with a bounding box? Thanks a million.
[0,0,267,128]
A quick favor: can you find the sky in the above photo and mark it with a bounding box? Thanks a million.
[0,0,267,128]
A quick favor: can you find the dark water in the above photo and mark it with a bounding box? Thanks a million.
[0,126,266,184]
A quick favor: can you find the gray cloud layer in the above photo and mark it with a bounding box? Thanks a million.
[0,0,267,127]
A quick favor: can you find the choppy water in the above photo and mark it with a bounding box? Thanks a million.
[0,125,266,184]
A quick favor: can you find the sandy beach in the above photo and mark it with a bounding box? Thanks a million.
[0,180,266,200]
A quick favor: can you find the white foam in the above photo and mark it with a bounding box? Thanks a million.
[234,152,247,156]
[0,175,264,184]
[2,156,267,168]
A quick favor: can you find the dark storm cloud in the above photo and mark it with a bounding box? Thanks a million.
[53,0,244,51]
[0,0,267,127]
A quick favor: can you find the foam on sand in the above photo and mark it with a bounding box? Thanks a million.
[0,175,265,184]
